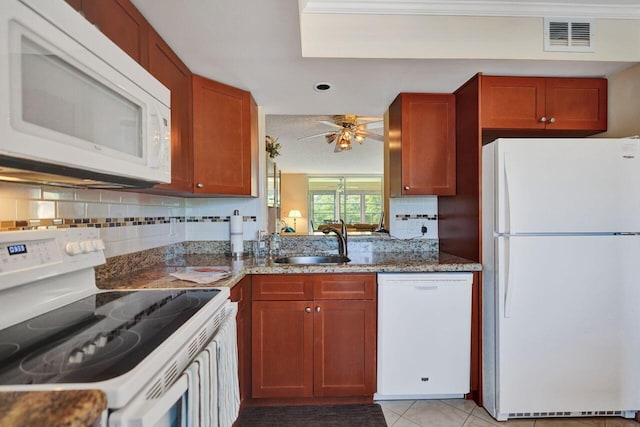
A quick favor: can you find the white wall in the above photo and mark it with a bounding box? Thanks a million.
[301,14,640,61]
[600,63,640,138]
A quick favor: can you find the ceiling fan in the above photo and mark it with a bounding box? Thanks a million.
[298,114,383,152]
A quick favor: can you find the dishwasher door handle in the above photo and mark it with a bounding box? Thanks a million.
[414,284,439,290]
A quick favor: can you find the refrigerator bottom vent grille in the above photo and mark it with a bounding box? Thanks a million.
[508,411,624,418]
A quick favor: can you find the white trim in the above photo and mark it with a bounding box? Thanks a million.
[301,0,640,20]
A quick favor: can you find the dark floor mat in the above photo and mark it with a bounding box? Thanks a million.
[236,403,388,427]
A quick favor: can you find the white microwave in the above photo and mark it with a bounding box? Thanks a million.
[0,0,171,188]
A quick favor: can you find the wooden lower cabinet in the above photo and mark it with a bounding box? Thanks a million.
[231,276,252,402]
[251,274,377,400]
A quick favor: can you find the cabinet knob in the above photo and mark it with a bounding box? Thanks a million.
[305,307,311,313]
[316,306,321,312]
[539,116,547,123]
[549,117,556,124]
[404,186,410,191]
[196,183,204,188]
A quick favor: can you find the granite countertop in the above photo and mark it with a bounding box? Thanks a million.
[0,390,106,427]
[0,250,479,424]
[97,251,481,290]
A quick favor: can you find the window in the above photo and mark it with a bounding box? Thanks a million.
[308,176,382,228]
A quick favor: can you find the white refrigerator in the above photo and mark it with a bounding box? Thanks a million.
[482,138,640,421]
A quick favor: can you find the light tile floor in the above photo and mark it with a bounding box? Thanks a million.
[376,399,640,427]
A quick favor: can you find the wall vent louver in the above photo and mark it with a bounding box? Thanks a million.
[544,18,594,52]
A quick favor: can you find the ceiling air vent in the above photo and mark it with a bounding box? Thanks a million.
[544,18,594,52]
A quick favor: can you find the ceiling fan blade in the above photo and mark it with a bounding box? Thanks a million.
[317,120,343,129]
[297,131,334,141]
[355,116,383,124]
[363,134,384,142]
[357,130,384,139]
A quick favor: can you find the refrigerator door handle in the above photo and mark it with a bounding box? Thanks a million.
[503,152,515,234]
[504,236,514,318]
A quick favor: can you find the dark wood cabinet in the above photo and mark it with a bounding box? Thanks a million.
[192,75,259,196]
[251,274,377,400]
[439,73,608,405]
[82,0,149,68]
[231,276,252,402]
[388,93,456,197]
[481,76,607,132]
[147,28,193,193]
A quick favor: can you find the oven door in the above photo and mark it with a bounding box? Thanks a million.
[109,374,189,427]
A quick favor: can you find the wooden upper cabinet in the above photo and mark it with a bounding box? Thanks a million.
[481,76,546,129]
[388,93,456,197]
[82,0,149,68]
[147,28,193,193]
[192,75,258,196]
[481,76,607,132]
[544,77,607,131]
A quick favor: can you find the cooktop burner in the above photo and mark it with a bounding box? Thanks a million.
[0,289,221,384]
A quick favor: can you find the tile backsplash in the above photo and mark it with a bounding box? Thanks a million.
[388,196,439,239]
[0,182,439,257]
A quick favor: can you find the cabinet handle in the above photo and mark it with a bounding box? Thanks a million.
[305,307,311,313]
[196,183,204,188]
[316,306,321,312]
[539,116,547,123]
[549,117,556,124]
[404,186,410,191]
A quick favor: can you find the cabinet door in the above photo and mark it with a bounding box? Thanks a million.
[544,78,607,131]
[192,75,258,196]
[313,300,377,396]
[252,275,314,301]
[314,273,375,300]
[389,93,456,196]
[82,0,149,68]
[481,76,546,129]
[231,276,251,402]
[252,301,314,398]
[148,28,193,193]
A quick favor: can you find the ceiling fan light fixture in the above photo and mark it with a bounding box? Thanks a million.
[354,134,365,143]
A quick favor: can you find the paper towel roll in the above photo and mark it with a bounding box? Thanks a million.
[230,210,244,255]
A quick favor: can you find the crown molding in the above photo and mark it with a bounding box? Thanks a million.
[300,0,640,19]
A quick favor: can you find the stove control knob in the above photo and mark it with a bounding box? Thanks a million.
[82,343,96,355]
[95,335,108,347]
[80,240,93,253]
[68,349,84,364]
[65,242,82,256]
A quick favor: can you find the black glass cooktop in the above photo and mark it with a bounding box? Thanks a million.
[0,289,221,384]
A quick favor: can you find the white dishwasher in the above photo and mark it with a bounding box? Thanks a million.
[375,272,473,400]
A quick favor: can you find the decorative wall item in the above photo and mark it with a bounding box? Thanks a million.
[266,135,281,158]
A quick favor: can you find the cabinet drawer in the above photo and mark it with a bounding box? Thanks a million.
[252,275,314,300]
[313,274,376,300]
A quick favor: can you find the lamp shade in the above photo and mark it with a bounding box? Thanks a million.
[288,209,302,219]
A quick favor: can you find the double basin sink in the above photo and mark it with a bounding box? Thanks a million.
[274,255,351,265]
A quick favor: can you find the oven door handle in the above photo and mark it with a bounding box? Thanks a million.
[109,375,189,427]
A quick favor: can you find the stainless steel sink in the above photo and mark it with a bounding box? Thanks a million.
[274,255,351,265]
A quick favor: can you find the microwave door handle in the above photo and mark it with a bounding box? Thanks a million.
[148,103,168,169]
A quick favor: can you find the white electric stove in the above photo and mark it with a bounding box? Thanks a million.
[0,227,230,423]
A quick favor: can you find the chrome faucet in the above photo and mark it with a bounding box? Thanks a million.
[322,219,348,257]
